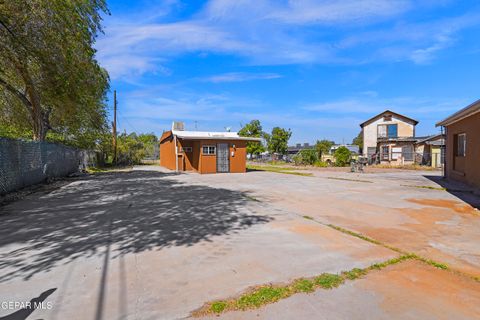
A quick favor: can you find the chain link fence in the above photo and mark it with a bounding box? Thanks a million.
[0,137,98,195]
[368,151,444,167]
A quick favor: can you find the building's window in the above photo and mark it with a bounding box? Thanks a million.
[381,146,389,160]
[392,147,402,160]
[202,145,216,155]
[402,145,414,161]
[387,124,398,138]
[455,133,466,157]
[377,125,386,138]
[182,147,192,153]
[377,124,398,138]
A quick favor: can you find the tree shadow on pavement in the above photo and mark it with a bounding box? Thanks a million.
[423,175,480,209]
[0,171,272,282]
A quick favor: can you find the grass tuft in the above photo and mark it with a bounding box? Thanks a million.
[314,273,344,289]
[401,185,446,191]
[247,165,313,177]
[293,279,315,293]
[342,268,368,280]
[245,195,260,202]
[237,286,290,309]
[210,301,227,313]
[327,177,373,183]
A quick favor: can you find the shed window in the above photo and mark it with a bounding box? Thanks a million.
[202,145,216,155]
[455,133,466,157]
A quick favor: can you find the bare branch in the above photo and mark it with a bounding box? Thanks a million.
[0,18,15,38]
[0,76,32,111]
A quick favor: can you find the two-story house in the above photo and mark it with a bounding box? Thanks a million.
[360,110,419,165]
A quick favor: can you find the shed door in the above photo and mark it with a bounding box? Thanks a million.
[216,143,230,173]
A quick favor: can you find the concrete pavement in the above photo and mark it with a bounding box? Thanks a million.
[0,166,479,319]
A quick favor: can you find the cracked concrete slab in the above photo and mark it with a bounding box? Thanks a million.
[0,168,396,320]
[202,260,480,320]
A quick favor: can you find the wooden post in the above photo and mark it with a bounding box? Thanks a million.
[112,90,117,165]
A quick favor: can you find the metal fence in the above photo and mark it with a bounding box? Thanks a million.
[368,151,444,167]
[0,138,97,195]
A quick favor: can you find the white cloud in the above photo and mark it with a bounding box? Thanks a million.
[200,72,282,83]
[95,0,480,80]
[267,0,411,25]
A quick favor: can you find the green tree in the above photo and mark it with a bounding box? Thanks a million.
[352,131,363,153]
[0,0,109,142]
[293,149,318,165]
[238,120,265,157]
[115,132,158,165]
[315,139,335,158]
[266,127,292,155]
[334,146,352,167]
[138,133,158,158]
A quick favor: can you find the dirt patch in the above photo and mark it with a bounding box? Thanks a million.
[360,260,480,319]
[407,198,478,215]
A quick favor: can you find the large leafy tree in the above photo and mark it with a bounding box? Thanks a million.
[0,0,109,144]
[266,127,292,155]
[238,120,265,157]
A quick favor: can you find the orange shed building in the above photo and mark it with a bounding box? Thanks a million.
[159,123,261,174]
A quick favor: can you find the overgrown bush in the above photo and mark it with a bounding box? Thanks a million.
[293,149,318,165]
[334,146,351,167]
[116,132,158,165]
[313,160,328,167]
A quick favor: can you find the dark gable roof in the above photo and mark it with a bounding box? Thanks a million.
[436,99,480,127]
[360,110,419,128]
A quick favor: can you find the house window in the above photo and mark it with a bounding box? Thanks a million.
[202,145,216,155]
[381,146,389,160]
[377,124,398,138]
[455,133,466,157]
[387,124,398,138]
[402,145,414,161]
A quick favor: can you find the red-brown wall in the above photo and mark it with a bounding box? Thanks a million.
[445,112,480,189]
[159,131,176,170]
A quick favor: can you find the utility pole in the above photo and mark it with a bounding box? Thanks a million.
[112,90,117,165]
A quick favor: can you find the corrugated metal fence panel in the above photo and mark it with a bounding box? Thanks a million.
[0,138,96,195]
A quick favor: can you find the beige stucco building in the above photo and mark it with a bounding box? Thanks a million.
[360,110,418,164]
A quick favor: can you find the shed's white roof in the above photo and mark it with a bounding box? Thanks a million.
[172,130,261,141]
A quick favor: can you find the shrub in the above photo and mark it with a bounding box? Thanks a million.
[293,149,318,165]
[334,146,351,167]
[314,160,328,167]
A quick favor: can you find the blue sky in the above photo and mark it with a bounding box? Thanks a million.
[95,0,480,144]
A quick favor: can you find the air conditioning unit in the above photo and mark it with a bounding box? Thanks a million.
[172,121,185,131]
